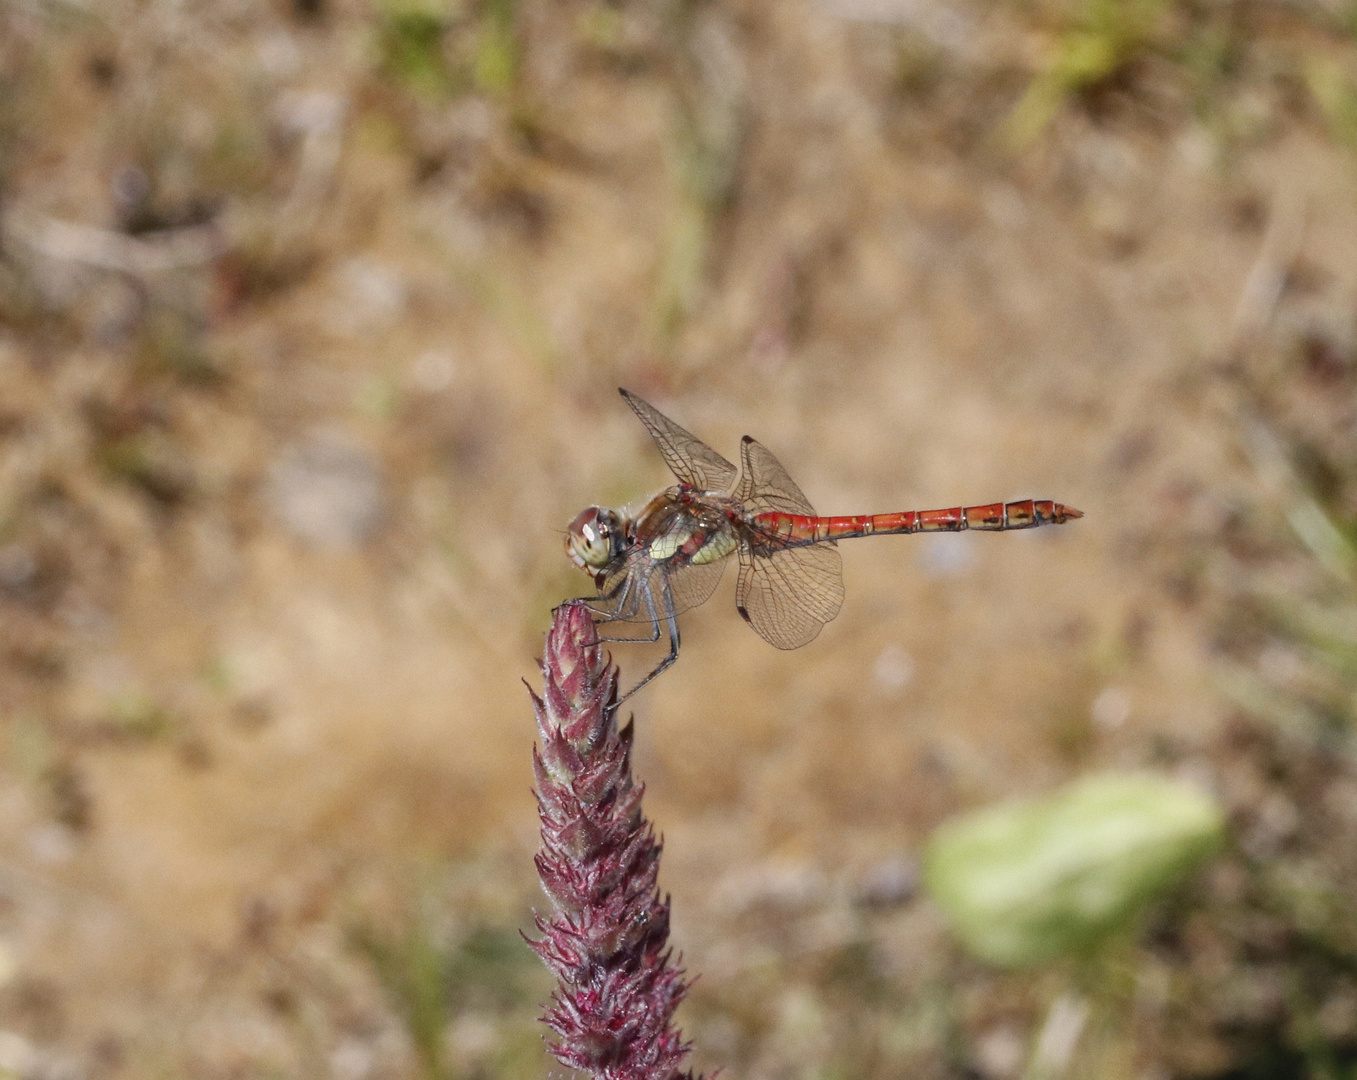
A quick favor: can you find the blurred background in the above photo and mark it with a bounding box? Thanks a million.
[3,0,1357,1076]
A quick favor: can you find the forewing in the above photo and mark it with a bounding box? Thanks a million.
[620,389,739,493]
[735,542,845,650]
[737,436,817,515]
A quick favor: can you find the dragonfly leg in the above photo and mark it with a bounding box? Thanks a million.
[583,574,658,645]
[593,576,663,646]
[617,580,681,704]
[573,573,630,619]
[559,575,634,648]
[594,621,662,645]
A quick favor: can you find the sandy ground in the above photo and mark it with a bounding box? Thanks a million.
[2,0,1357,1077]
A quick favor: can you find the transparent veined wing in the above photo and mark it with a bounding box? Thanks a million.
[735,541,844,650]
[733,435,845,649]
[664,559,727,616]
[620,389,739,493]
[736,435,817,515]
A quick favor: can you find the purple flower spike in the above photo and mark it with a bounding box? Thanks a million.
[527,602,704,1080]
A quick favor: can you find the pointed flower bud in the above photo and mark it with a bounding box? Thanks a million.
[527,603,705,1080]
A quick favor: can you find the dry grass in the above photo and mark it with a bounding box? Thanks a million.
[2,0,1357,1076]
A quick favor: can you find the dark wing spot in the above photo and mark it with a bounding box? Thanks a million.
[737,604,751,623]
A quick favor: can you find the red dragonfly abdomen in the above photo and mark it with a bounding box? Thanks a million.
[753,499,1083,544]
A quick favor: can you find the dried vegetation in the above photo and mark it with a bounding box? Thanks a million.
[3,0,1357,1077]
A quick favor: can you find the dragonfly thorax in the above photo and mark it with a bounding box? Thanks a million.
[565,506,629,571]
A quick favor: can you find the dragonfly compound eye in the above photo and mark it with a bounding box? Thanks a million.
[566,507,619,571]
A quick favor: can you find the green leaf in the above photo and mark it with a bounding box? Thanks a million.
[924,773,1225,968]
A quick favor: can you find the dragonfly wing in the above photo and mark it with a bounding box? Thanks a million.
[735,542,845,650]
[734,435,844,648]
[737,436,817,515]
[620,389,739,493]
[664,559,726,616]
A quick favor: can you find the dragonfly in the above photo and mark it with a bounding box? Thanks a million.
[566,389,1082,700]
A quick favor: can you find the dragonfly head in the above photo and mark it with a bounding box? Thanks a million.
[566,506,624,572]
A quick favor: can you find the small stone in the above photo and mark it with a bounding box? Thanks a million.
[856,856,919,908]
[28,824,76,865]
[0,942,19,990]
[0,545,38,595]
[330,1037,377,1080]
[715,861,828,915]
[327,258,406,337]
[1319,985,1357,1040]
[972,1024,1024,1080]
[873,645,915,693]
[1091,686,1131,730]
[915,531,975,577]
[1242,791,1300,859]
[1323,777,1357,826]
[409,350,456,393]
[266,431,386,547]
[0,1031,36,1077]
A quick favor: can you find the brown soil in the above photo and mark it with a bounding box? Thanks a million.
[3,1,1357,1077]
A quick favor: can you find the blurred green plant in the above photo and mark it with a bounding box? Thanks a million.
[1006,0,1357,156]
[653,172,710,341]
[378,0,459,100]
[108,693,177,741]
[355,373,402,422]
[98,432,194,509]
[426,241,557,370]
[1177,12,1251,158]
[1220,415,1357,741]
[1202,270,1357,1074]
[0,61,21,201]
[375,0,519,101]
[652,17,745,341]
[351,893,545,1080]
[1006,0,1171,147]
[7,713,52,781]
[353,896,454,1079]
[576,5,624,54]
[474,0,517,98]
[1305,54,1357,150]
[925,772,1225,968]
[137,305,221,386]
